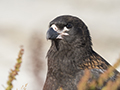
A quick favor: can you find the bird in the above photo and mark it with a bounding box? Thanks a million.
[43,15,120,90]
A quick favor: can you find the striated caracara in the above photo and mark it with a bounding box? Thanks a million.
[43,15,120,90]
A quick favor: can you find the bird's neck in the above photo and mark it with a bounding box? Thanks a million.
[47,40,93,64]
[47,40,109,77]
[49,40,92,51]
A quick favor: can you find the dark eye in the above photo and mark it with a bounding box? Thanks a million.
[66,23,72,29]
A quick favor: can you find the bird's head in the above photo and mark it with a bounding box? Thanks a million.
[46,15,92,48]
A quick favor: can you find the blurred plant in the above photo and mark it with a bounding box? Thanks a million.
[77,57,120,90]
[77,70,90,90]
[28,32,45,89]
[58,87,63,90]
[16,83,28,90]
[5,47,24,90]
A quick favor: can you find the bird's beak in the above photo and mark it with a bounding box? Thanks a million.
[46,24,69,40]
[46,27,59,40]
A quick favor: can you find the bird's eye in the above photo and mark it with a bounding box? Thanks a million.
[66,23,72,29]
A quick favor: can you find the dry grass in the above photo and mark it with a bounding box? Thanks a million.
[77,57,120,90]
[16,83,28,90]
[5,47,24,90]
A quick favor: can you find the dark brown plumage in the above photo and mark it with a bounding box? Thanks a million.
[43,15,120,90]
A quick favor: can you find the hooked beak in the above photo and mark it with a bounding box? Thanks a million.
[46,27,59,40]
[46,24,69,40]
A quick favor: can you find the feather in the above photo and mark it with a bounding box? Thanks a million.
[43,15,120,90]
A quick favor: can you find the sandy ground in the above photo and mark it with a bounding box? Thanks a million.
[0,0,120,90]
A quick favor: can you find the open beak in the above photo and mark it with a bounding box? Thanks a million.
[46,24,69,40]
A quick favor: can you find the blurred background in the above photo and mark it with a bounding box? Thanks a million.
[0,0,120,90]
